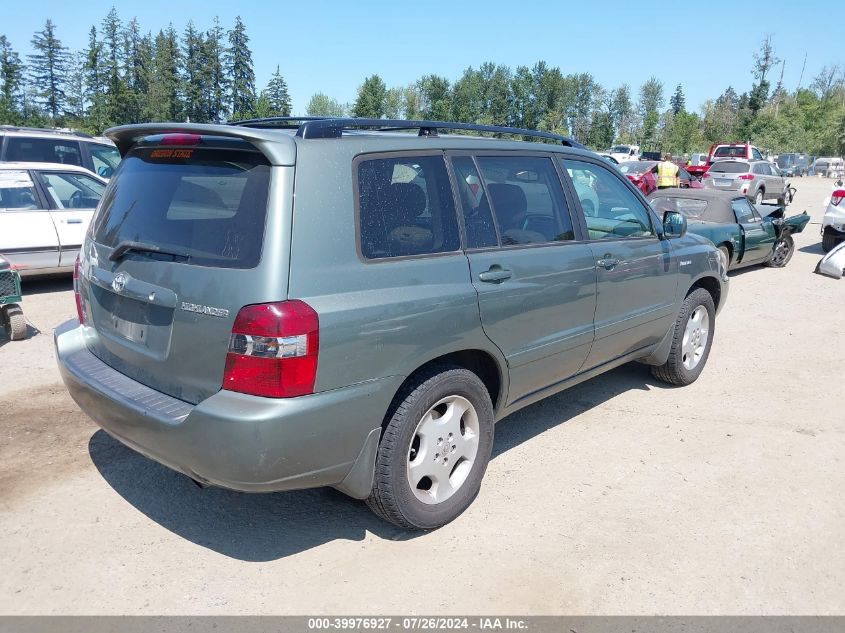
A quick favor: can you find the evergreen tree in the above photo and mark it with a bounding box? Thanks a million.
[146,27,181,121]
[638,76,664,149]
[28,19,70,120]
[225,16,255,120]
[610,84,634,142]
[204,17,228,122]
[64,52,87,121]
[353,75,387,118]
[122,18,150,125]
[182,21,205,122]
[0,35,24,123]
[263,65,291,116]
[83,26,107,131]
[670,83,685,115]
[100,8,129,125]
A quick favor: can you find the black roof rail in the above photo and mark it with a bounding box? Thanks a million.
[230,116,585,148]
[0,124,94,139]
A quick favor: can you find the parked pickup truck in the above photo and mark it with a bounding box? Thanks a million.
[686,142,765,179]
[649,189,809,270]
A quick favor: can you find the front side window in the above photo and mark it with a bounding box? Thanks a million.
[5,137,82,166]
[357,155,460,259]
[562,159,654,240]
[751,148,763,160]
[0,170,40,211]
[39,172,106,209]
[731,198,758,224]
[89,144,121,178]
[474,155,575,246]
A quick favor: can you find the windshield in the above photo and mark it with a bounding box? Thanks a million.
[710,161,750,174]
[92,146,271,269]
[611,145,631,153]
[776,156,793,167]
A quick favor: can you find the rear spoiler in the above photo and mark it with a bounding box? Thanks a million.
[104,123,296,166]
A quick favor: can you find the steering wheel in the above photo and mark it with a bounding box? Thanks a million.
[68,190,83,208]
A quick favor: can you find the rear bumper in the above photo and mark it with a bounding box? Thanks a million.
[55,320,399,498]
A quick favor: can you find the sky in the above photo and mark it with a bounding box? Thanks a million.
[1,0,837,116]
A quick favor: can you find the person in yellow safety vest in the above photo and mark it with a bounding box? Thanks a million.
[657,153,679,189]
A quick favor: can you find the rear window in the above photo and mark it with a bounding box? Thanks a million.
[616,161,655,175]
[710,161,749,174]
[650,196,708,219]
[713,146,747,158]
[92,147,271,269]
[4,137,83,166]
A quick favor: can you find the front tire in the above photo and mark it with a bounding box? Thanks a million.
[651,289,715,386]
[767,235,794,268]
[367,365,494,530]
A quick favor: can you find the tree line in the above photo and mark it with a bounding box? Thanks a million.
[0,9,291,133]
[1,13,843,157]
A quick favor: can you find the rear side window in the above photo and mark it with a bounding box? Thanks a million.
[39,172,105,209]
[5,137,83,166]
[357,155,460,259]
[93,147,271,269]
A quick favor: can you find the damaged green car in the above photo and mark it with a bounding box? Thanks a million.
[649,189,810,270]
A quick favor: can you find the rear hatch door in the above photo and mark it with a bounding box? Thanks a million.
[79,132,291,404]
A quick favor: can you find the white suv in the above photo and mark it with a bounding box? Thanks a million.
[0,126,121,179]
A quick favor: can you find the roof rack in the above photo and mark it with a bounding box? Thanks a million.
[230,116,585,148]
[0,125,94,139]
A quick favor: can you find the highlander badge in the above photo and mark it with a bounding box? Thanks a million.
[181,302,229,318]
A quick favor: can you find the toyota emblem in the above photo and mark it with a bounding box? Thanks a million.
[112,272,128,293]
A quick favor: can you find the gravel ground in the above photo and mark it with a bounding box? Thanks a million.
[0,177,842,615]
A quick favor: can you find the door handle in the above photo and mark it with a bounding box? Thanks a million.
[596,257,619,270]
[478,267,513,283]
[67,219,83,224]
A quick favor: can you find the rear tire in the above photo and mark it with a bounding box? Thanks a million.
[366,365,494,530]
[2,304,27,341]
[767,235,794,268]
[755,190,765,206]
[822,231,840,253]
[651,288,715,387]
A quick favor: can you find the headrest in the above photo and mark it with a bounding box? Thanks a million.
[487,183,527,225]
[383,183,426,223]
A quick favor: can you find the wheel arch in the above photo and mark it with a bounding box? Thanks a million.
[688,274,722,311]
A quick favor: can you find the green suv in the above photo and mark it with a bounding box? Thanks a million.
[55,118,728,530]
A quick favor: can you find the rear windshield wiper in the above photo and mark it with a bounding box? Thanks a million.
[109,240,192,262]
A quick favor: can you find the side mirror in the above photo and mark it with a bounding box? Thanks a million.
[663,211,687,238]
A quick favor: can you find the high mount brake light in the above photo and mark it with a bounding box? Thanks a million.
[160,133,201,145]
[222,300,319,398]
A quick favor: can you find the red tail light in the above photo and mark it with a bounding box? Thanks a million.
[738,173,754,181]
[73,254,85,325]
[831,189,845,206]
[222,300,319,398]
